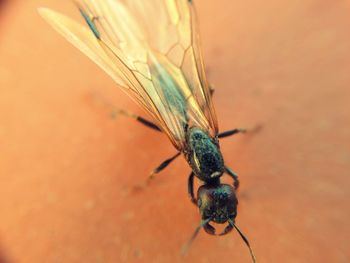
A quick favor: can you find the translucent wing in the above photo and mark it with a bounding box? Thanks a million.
[127,0,218,134]
[39,0,218,150]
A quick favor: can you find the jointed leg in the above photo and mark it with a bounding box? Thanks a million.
[187,172,197,205]
[209,84,257,139]
[218,128,246,139]
[89,93,160,131]
[112,108,161,132]
[148,152,181,181]
[225,166,240,189]
[219,124,263,139]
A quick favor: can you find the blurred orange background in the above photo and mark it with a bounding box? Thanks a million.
[1,0,350,262]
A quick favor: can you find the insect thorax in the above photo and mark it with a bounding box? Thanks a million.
[185,127,224,182]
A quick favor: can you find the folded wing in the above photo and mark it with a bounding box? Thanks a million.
[39,0,218,150]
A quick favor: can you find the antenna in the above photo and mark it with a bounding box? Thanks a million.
[181,217,212,256]
[229,219,257,263]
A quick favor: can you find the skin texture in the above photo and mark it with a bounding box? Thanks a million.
[0,0,350,262]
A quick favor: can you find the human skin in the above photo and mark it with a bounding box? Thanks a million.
[0,0,349,262]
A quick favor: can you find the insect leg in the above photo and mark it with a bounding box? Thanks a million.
[219,125,263,138]
[218,128,246,138]
[112,109,161,132]
[148,152,181,181]
[224,166,240,189]
[90,93,161,132]
[187,172,197,205]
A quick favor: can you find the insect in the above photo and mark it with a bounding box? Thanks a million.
[38,1,256,262]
